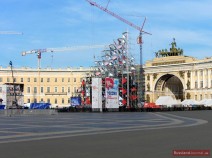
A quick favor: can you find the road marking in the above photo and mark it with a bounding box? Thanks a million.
[0,112,207,144]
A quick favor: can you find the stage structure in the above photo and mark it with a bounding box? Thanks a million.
[93,32,138,108]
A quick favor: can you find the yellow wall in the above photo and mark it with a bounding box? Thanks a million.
[0,67,93,105]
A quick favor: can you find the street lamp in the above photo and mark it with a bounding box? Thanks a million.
[9,61,17,108]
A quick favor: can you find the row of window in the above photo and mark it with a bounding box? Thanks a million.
[195,94,212,100]
[27,87,78,93]
[27,98,70,104]
[194,69,212,76]
[194,80,212,88]
[0,77,83,83]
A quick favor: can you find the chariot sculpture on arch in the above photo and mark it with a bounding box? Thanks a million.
[155,38,184,58]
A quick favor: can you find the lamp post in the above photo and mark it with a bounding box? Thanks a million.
[9,61,17,108]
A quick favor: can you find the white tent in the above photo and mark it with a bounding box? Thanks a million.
[200,99,212,107]
[181,99,200,107]
[199,99,207,104]
[155,96,179,107]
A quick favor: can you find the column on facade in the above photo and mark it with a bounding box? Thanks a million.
[208,69,211,88]
[203,69,206,88]
[185,71,188,89]
[148,74,153,103]
[150,73,153,91]
[190,71,193,89]
[150,73,155,103]
[197,70,200,89]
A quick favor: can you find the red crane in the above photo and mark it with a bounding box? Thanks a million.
[86,0,151,103]
[86,0,150,35]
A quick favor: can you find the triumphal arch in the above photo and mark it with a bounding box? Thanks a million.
[144,39,212,102]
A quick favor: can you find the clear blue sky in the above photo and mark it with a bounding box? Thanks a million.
[0,0,211,68]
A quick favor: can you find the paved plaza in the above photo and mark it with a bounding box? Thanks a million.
[0,111,211,158]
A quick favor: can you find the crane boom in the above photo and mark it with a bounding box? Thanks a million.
[86,0,151,35]
[21,44,107,56]
[22,44,108,70]
[0,31,23,35]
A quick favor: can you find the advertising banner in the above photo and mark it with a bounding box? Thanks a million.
[92,78,102,110]
[71,97,81,107]
[105,78,119,108]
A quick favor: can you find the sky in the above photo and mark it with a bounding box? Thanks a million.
[0,0,212,69]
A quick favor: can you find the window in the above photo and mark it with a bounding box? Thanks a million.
[74,87,76,92]
[74,78,76,82]
[21,78,23,82]
[47,98,50,103]
[41,98,44,102]
[200,94,202,100]
[27,99,30,103]
[205,80,208,88]
[62,78,64,82]
[28,78,30,82]
[62,87,64,93]
[195,71,197,76]
[41,78,43,82]
[34,87,37,93]
[0,87,2,93]
[55,78,57,82]
[68,78,70,82]
[205,94,207,99]
[47,87,50,93]
[34,98,37,103]
[0,78,2,82]
[195,95,197,100]
[200,81,203,88]
[47,78,50,82]
[68,99,70,103]
[68,87,70,93]
[14,78,16,82]
[34,78,37,82]
[195,81,198,88]
[7,78,10,82]
[55,98,57,104]
[200,70,203,76]
[27,87,30,93]
[55,87,57,92]
[41,87,43,93]
[62,98,64,104]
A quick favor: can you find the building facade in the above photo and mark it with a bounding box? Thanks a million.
[144,39,212,103]
[1,40,211,106]
[0,66,93,106]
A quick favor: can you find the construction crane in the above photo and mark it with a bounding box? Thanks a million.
[0,31,23,35]
[86,0,151,103]
[21,44,107,69]
[21,44,107,103]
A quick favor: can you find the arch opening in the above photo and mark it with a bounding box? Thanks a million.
[155,74,184,101]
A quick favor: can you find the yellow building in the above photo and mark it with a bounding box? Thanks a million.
[144,39,212,103]
[0,66,93,106]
